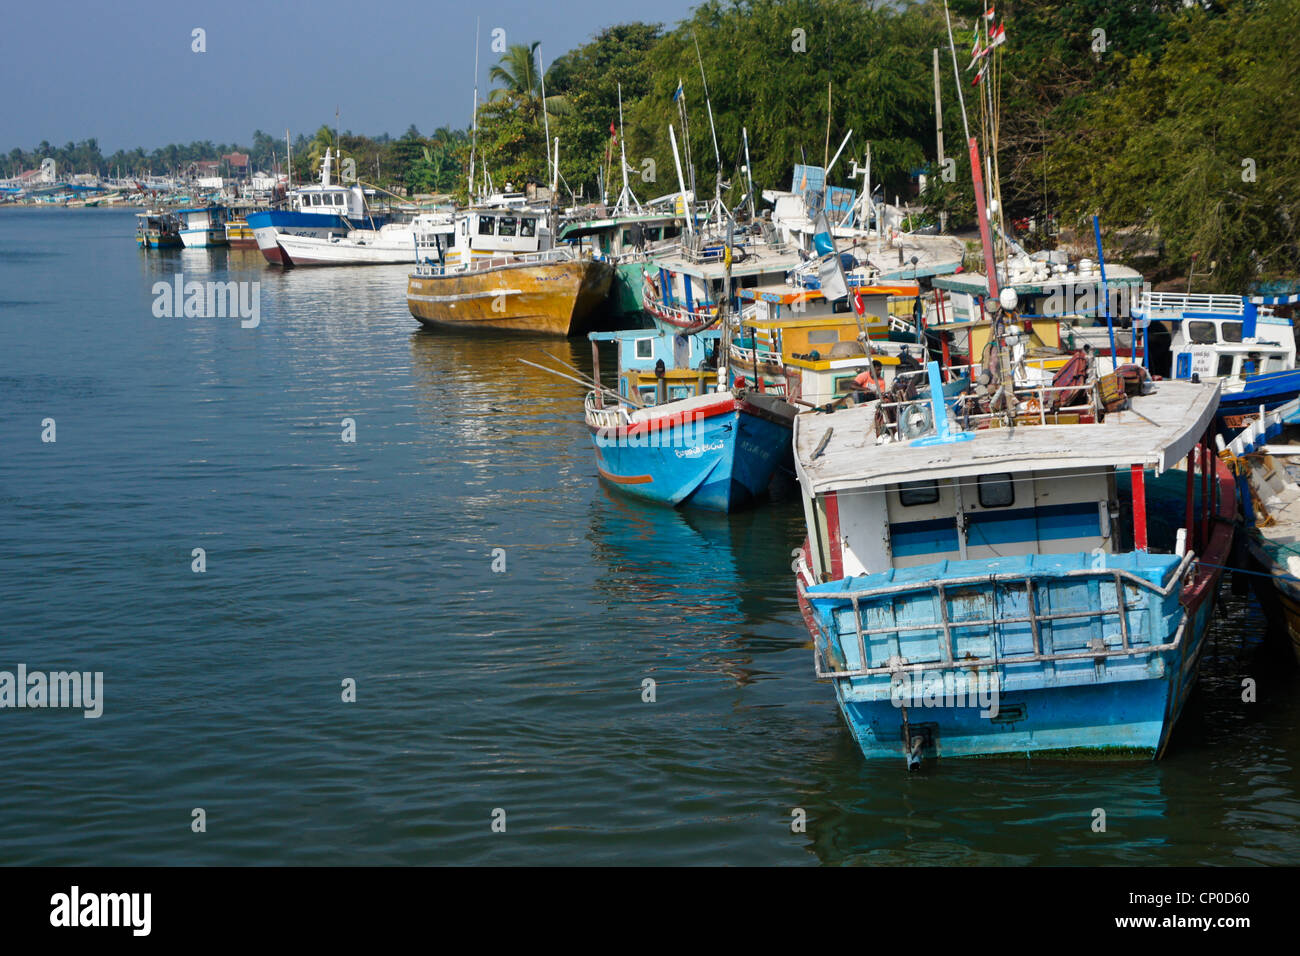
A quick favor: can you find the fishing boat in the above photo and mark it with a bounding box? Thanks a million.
[581,327,795,511]
[407,204,613,336]
[729,279,937,403]
[176,204,230,247]
[275,213,455,267]
[558,207,685,316]
[640,233,804,332]
[246,149,389,265]
[1223,394,1300,663]
[1135,291,1300,433]
[792,349,1232,765]
[135,210,183,249]
[224,213,258,248]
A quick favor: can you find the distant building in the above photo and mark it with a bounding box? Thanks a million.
[222,152,250,180]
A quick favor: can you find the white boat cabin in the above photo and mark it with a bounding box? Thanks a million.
[1138,292,1296,383]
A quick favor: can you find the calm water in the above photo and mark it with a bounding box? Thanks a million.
[1,207,1297,866]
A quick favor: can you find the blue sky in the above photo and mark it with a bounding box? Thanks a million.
[2,0,700,152]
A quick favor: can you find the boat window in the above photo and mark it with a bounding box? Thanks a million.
[898,480,940,506]
[1217,354,1235,377]
[1221,322,1243,343]
[808,330,839,345]
[832,375,857,396]
[310,194,321,206]
[498,217,518,237]
[977,473,1015,508]
[832,298,851,313]
[520,218,537,237]
[635,338,654,360]
[1187,321,1216,344]
[478,216,496,236]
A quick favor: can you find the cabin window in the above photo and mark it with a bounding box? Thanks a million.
[621,229,634,246]
[478,216,496,236]
[899,480,940,507]
[977,473,1015,508]
[520,218,537,237]
[498,217,518,237]
[832,375,858,396]
[1221,322,1243,343]
[311,194,322,206]
[336,193,346,206]
[1217,355,1235,377]
[1187,321,1216,344]
[808,330,839,345]
[634,338,654,360]
[832,299,851,313]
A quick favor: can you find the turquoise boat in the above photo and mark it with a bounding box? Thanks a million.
[584,328,795,511]
[793,361,1234,766]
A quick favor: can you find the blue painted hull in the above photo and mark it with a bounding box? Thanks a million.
[591,396,793,511]
[801,549,1223,761]
[1217,370,1300,433]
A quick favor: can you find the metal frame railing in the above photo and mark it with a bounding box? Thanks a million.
[798,551,1195,680]
[584,391,634,429]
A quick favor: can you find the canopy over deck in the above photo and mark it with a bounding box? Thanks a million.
[794,379,1220,495]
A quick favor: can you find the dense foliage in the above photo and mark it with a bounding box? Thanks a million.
[6,0,1296,289]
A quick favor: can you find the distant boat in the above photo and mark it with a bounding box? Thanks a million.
[135,211,182,249]
[245,149,390,265]
[407,203,613,336]
[275,213,455,267]
[583,327,796,511]
[177,205,229,247]
[1225,394,1300,664]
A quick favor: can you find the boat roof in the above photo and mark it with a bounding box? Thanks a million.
[737,279,918,305]
[794,378,1220,495]
[651,244,804,279]
[934,263,1144,296]
[558,213,683,239]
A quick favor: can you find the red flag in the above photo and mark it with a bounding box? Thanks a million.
[609,121,617,142]
[984,6,995,19]
[853,289,865,316]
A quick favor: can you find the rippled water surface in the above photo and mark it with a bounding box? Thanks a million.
[1,207,1297,865]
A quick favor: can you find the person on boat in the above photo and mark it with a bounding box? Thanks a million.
[849,361,887,403]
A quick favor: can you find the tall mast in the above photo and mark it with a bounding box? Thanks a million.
[467,17,480,201]
[692,32,723,214]
[538,43,552,194]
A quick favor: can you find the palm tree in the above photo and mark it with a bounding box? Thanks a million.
[488,42,568,124]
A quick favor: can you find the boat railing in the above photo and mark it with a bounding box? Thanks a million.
[800,551,1196,680]
[584,391,634,428]
[1137,291,1246,319]
[415,246,577,276]
[874,381,1101,433]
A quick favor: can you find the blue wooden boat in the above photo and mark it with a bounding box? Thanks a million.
[793,359,1234,766]
[585,328,795,511]
[1135,291,1300,433]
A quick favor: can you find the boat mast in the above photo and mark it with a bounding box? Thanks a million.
[741,126,756,221]
[692,32,724,221]
[467,17,480,202]
[538,43,553,195]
